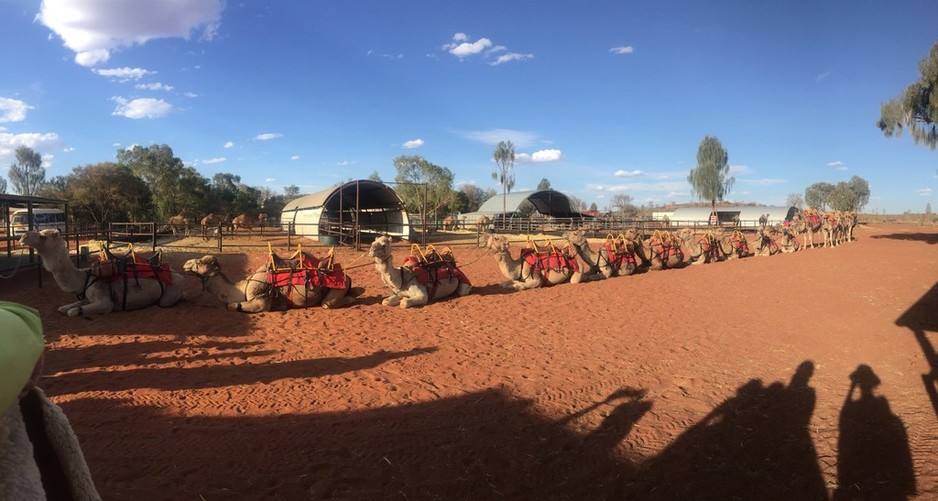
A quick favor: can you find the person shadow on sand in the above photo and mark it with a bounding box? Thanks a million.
[630,361,828,499]
[833,364,916,500]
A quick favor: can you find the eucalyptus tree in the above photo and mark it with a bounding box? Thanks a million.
[877,39,938,149]
[804,182,835,210]
[492,140,515,228]
[8,146,46,196]
[536,178,551,190]
[687,136,734,215]
[393,155,457,221]
[117,144,202,221]
[66,162,151,225]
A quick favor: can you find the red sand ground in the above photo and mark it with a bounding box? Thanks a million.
[4,222,937,500]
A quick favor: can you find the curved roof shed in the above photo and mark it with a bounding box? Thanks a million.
[461,189,582,222]
[280,180,409,241]
[669,205,799,227]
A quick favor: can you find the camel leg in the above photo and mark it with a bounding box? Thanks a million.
[71,298,115,316]
[398,285,428,308]
[321,288,349,309]
[382,294,403,307]
[58,299,87,316]
[228,298,269,313]
[456,282,472,297]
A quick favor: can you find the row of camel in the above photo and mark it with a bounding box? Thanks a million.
[159,212,268,238]
[18,209,857,315]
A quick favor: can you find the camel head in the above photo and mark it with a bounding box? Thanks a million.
[183,255,222,278]
[18,229,64,252]
[677,228,694,242]
[368,235,393,261]
[563,229,587,247]
[483,233,509,254]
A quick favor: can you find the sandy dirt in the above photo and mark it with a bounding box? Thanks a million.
[4,222,937,500]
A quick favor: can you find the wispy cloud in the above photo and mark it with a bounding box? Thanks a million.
[93,67,155,81]
[827,160,847,170]
[403,138,424,149]
[0,97,33,122]
[442,33,532,65]
[609,46,634,55]
[917,188,933,196]
[614,169,644,177]
[457,128,538,148]
[201,157,226,165]
[223,141,233,149]
[290,155,300,160]
[0,131,59,165]
[110,97,174,119]
[38,0,224,67]
[254,133,282,141]
[135,82,174,91]
[739,178,787,186]
[588,181,688,193]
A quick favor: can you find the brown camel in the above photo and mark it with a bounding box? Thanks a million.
[183,251,361,312]
[159,213,191,236]
[19,229,185,316]
[563,229,635,280]
[480,233,575,290]
[641,230,685,270]
[231,213,254,231]
[369,235,472,308]
[442,215,459,231]
[676,228,725,265]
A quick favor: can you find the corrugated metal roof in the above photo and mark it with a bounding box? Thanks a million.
[282,180,404,211]
[475,189,579,217]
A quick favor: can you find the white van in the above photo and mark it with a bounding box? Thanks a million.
[11,208,67,235]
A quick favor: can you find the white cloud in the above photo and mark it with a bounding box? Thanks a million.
[38,0,224,67]
[0,97,33,122]
[614,169,644,177]
[290,155,300,160]
[223,141,233,148]
[265,178,276,183]
[63,146,74,152]
[490,52,533,65]
[442,33,531,65]
[739,178,787,186]
[93,67,154,81]
[827,160,847,170]
[111,97,174,119]
[255,133,282,141]
[337,160,355,166]
[589,181,688,193]
[444,34,492,58]
[0,132,59,165]
[184,91,199,98]
[609,46,634,55]
[458,128,538,148]
[402,138,424,149]
[530,149,562,162]
[135,82,174,91]
[200,157,225,164]
[917,188,933,196]
[728,164,751,176]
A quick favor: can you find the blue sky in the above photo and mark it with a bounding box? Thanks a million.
[1,0,937,214]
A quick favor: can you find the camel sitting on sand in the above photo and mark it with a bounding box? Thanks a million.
[368,235,472,308]
[481,233,576,289]
[158,212,191,237]
[183,251,362,312]
[19,229,185,316]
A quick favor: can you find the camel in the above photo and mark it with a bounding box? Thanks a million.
[182,251,361,312]
[751,227,784,256]
[775,223,801,253]
[481,233,575,290]
[231,213,254,231]
[368,235,472,308]
[476,215,493,232]
[200,213,225,238]
[676,228,725,265]
[842,211,857,242]
[563,229,635,279]
[158,213,191,237]
[718,229,752,259]
[621,227,653,268]
[794,209,823,249]
[641,230,685,270]
[19,229,185,316]
[821,210,842,248]
[442,215,459,231]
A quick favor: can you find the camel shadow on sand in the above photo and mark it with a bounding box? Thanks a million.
[871,232,938,245]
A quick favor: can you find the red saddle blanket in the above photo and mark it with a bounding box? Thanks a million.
[604,241,636,267]
[520,248,580,273]
[93,256,174,284]
[401,256,472,287]
[265,253,347,290]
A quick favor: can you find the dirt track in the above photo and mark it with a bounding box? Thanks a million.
[5,222,937,499]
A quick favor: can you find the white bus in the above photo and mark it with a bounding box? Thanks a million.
[10,208,67,235]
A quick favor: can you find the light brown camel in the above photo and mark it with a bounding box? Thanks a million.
[182,252,361,312]
[442,215,459,231]
[476,215,493,232]
[480,233,575,290]
[368,235,472,308]
[676,228,725,265]
[621,227,653,268]
[563,229,619,280]
[231,213,255,231]
[797,208,823,249]
[718,229,753,259]
[19,229,185,316]
[200,213,225,238]
[641,230,685,270]
[159,213,191,236]
[842,211,857,242]
[751,227,784,256]
[821,210,842,247]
